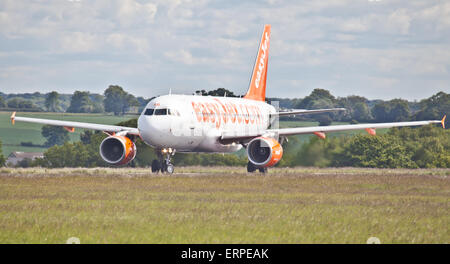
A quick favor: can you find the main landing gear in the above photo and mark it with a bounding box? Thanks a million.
[247,161,268,174]
[152,148,175,174]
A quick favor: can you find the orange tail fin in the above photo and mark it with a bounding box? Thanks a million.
[244,24,271,102]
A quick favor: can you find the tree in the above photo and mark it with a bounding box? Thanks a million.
[372,99,410,122]
[41,125,70,147]
[7,98,36,109]
[337,96,371,122]
[137,96,151,111]
[195,88,237,97]
[90,94,105,113]
[389,99,410,121]
[414,92,449,128]
[67,91,95,113]
[104,85,139,115]
[317,114,332,126]
[295,89,337,125]
[0,96,5,108]
[335,135,417,168]
[0,140,5,167]
[45,91,59,112]
[287,125,448,169]
[387,126,450,168]
[16,158,33,168]
[296,88,336,109]
[372,102,390,122]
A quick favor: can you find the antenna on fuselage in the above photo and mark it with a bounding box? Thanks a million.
[169,88,172,95]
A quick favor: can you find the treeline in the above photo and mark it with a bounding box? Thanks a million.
[1,87,448,124]
[268,89,449,126]
[0,86,149,115]
[279,125,449,168]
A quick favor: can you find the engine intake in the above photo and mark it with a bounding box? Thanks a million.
[247,137,283,168]
[99,135,136,165]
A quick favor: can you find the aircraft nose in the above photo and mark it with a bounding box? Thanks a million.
[138,114,157,133]
[138,114,168,146]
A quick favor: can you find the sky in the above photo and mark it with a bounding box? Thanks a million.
[0,0,449,100]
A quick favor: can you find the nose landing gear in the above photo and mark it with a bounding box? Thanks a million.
[151,148,176,174]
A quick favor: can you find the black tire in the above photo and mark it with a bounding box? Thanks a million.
[258,167,268,173]
[166,163,174,174]
[160,162,167,173]
[247,161,256,173]
[151,160,161,173]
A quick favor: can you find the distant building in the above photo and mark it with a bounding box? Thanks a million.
[6,152,44,167]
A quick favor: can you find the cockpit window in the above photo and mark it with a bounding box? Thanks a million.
[144,108,179,116]
[154,108,168,115]
[144,108,154,115]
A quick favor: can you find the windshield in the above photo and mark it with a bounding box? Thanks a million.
[144,108,179,116]
[144,108,154,115]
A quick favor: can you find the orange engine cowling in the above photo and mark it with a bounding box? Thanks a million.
[99,135,136,165]
[247,137,283,168]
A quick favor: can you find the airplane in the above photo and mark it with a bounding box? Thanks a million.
[10,25,446,174]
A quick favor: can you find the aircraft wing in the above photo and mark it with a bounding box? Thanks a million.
[274,108,346,117]
[270,119,443,136]
[10,112,139,135]
[220,117,445,143]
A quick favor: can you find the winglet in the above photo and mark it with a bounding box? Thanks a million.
[441,115,446,129]
[10,112,16,125]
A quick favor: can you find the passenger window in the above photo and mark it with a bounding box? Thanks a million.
[144,108,154,115]
[154,109,168,115]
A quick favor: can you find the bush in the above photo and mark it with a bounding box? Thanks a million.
[16,158,33,168]
[287,125,449,168]
[0,140,5,167]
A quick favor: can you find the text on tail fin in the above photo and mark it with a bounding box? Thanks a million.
[244,24,271,102]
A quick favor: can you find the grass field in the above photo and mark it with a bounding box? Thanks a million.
[0,167,448,243]
[0,112,136,156]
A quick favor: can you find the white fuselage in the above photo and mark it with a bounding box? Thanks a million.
[137,94,276,153]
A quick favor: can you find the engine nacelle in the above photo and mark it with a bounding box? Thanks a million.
[247,137,283,168]
[99,135,136,165]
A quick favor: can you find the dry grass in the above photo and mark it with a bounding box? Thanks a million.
[0,167,448,244]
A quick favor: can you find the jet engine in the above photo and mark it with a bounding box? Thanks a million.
[99,135,136,165]
[247,137,283,168]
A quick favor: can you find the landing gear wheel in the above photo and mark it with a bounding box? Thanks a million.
[156,148,176,174]
[258,167,268,173]
[151,160,160,173]
[166,163,174,174]
[247,161,257,173]
[160,162,167,173]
